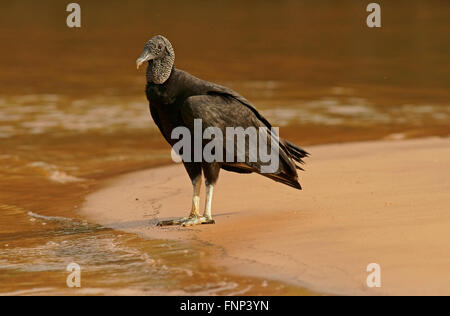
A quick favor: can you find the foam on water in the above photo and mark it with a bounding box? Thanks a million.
[0,94,153,137]
[0,92,449,138]
[27,211,73,223]
[28,162,85,184]
[260,98,450,127]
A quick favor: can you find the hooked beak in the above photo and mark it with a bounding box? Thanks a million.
[136,50,155,70]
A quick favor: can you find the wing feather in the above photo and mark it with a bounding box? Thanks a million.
[181,94,303,189]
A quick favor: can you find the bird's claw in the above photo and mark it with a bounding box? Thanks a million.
[157,216,215,227]
[157,217,188,226]
[182,216,215,227]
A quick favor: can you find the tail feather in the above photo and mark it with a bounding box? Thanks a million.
[295,165,305,171]
[268,140,309,190]
[285,140,309,165]
[264,173,302,190]
[223,139,309,191]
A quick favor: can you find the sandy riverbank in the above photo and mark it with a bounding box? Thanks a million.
[80,137,450,295]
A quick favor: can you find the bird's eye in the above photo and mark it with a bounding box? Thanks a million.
[158,44,162,50]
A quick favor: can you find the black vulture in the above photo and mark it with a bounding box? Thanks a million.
[136,35,309,226]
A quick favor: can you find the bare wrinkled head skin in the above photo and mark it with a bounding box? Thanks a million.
[136,35,175,84]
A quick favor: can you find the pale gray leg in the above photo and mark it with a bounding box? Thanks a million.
[157,175,202,226]
[182,183,215,226]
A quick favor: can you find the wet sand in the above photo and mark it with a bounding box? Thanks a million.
[81,137,450,296]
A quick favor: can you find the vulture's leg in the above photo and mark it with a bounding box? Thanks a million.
[182,163,219,226]
[203,183,214,221]
[182,182,216,226]
[157,163,203,226]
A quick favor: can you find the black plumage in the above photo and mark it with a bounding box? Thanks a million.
[136,35,309,226]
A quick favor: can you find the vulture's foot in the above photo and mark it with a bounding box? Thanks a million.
[157,217,190,226]
[182,216,215,227]
[157,215,216,227]
[157,216,215,227]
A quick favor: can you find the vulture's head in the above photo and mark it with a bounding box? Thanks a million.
[136,35,175,84]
